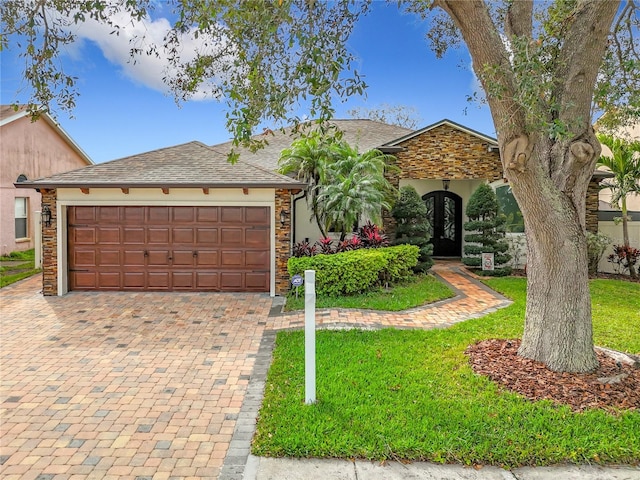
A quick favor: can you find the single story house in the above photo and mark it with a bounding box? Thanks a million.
[21,118,610,296]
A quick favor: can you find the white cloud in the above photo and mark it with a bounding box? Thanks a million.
[64,9,231,100]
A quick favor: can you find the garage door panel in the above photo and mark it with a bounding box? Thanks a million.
[245,207,269,224]
[196,251,218,266]
[72,228,96,244]
[173,250,195,266]
[123,206,145,223]
[246,272,269,290]
[148,228,170,244]
[148,206,170,223]
[220,228,243,245]
[97,272,121,288]
[99,250,120,266]
[220,207,243,223]
[220,272,243,289]
[148,250,170,266]
[196,272,219,288]
[173,228,195,244]
[73,250,96,267]
[246,227,269,246]
[245,250,269,268]
[172,272,194,288]
[197,207,218,222]
[123,272,145,288]
[123,250,145,266]
[172,207,195,223]
[72,206,97,223]
[98,227,120,244]
[71,272,97,289]
[97,206,121,224]
[69,206,270,292]
[221,250,243,266]
[123,227,145,244]
[196,228,218,244]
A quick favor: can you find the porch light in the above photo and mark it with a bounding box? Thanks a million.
[280,209,290,226]
[42,205,52,227]
[442,179,450,191]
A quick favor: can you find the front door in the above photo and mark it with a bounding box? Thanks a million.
[423,191,462,257]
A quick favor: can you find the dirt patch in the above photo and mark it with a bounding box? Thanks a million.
[466,339,640,413]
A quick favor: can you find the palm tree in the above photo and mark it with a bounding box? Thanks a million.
[597,133,640,278]
[319,143,396,240]
[278,132,332,236]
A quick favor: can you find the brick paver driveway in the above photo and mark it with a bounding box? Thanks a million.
[1,276,273,479]
[1,262,510,479]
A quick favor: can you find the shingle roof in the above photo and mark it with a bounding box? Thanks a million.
[209,119,414,172]
[19,141,305,189]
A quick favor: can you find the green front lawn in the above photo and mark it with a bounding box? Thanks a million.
[285,274,455,311]
[0,249,40,288]
[253,277,640,467]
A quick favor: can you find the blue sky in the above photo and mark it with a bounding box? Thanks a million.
[1,3,494,164]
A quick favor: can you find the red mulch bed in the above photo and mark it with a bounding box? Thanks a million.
[466,339,640,413]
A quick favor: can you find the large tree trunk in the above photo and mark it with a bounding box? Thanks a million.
[516,148,597,371]
[436,0,618,373]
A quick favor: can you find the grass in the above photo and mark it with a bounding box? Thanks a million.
[253,276,640,467]
[0,249,40,288]
[285,274,455,311]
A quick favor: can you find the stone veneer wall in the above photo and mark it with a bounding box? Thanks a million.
[586,178,600,234]
[275,189,293,295]
[383,124,503,235]
[41,188,58,296]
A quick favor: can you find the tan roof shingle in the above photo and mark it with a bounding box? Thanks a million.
[20,141,305,189]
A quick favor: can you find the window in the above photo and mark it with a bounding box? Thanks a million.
[495,185,524,233]
[15,197,28,239]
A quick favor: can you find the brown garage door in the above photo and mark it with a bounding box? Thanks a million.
[68,206,270,292]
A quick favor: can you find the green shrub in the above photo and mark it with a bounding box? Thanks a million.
[288,245,418,296]
[586,232,610,275]
[463,183,512,276]
[391,185,434,273]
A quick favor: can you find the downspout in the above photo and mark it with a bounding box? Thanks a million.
[292,190,307,245]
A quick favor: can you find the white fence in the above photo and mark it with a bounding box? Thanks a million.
[503,222,640,275]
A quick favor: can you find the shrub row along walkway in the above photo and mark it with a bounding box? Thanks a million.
[269,261,512,331]
[1,262,510,480]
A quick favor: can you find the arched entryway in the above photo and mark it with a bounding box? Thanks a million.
[423,190,462,257]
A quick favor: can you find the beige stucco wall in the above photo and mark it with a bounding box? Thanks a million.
[0,115,90,255]
[597,220,640,274]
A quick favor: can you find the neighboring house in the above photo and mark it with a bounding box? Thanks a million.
[596,122,640,272]
[0,105,93,256]
[21,118,608,296]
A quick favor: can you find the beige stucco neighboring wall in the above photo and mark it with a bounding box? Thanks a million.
[0,114,90,255]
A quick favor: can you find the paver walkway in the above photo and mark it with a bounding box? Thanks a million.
[0,262,510,479]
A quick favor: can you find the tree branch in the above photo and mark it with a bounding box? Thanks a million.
[434,0,526,142]
[553,0,618,131]
[505,0,533,39]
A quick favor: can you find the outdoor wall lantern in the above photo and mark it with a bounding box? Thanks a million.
[42,205,52,227]
[280,209,290,226]
[442,179,451,191]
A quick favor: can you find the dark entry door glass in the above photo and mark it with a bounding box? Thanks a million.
[422,191,462,257]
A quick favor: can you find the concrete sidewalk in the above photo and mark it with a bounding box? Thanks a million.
[246,456,640,480]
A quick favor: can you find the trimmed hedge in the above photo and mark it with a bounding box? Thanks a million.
[287,245,419,297]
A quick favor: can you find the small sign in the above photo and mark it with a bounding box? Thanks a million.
[291,274,304,287]
[482,252,495,271]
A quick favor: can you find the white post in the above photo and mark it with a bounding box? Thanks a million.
[304,269,316,404]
